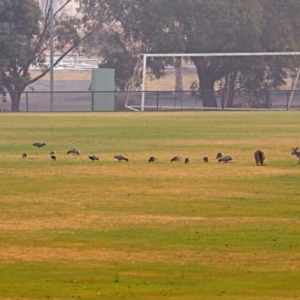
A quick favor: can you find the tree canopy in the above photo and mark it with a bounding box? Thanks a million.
[0,0,110,111]
[0,0,42,110]
[1,0,300,110]
[79,0,300,107]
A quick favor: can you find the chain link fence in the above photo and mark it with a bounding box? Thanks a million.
[0,90,300,112]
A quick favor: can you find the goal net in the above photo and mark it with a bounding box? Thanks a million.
[124,52,300,112]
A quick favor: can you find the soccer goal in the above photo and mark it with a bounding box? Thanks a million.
[124,52,300,112]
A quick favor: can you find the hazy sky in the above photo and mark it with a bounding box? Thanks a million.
[37,0,78,16]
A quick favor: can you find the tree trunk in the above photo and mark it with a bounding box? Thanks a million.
[221,74,229,109]
[10,91,22,112]
[174,57,183,102]
[226,90,235,108]
[200,79,218,107]
[193,59,218,107]
[226,71,238,108]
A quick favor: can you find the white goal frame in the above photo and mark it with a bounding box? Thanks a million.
[125,52,300,111]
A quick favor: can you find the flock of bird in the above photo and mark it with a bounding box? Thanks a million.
[25,142,131,163]
[22,143,300,165]
[22,141,249,165]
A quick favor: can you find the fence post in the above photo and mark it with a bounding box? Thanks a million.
[26,92,29,112]
[157,91,159,111]
[91,91,94,112]
[175,92,177,108]
[287,90,289,110]
[221,91,225,110]
[180,91,183,108]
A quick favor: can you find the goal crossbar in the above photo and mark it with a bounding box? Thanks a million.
[143,52,300,58]
[135,52,300,111]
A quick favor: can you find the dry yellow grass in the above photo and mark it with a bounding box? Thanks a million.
[2,212,299,232]
[1,112,300,299]
[29,68,198,90]
[29,70,92,81]
[29,68,293,91]
[1,246,300,267]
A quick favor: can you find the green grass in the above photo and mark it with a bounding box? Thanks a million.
[0,111,300,299]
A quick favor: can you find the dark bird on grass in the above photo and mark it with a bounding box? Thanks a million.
[89,155,99,161]
[148,156,157,163]
[184,157,190,164]
[114,155,129,162]
[22,152,28,159]
[33,142,46,147]
[254,150,265,166]
[216,152,223,159]
[171,156,181,163]
[203,156,209,163]
[218,156,233,163]
[67,148,80,155]
[50,150,56,160]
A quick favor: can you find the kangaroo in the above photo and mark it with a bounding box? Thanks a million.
[291,147,300,164]
[254,150,265,166]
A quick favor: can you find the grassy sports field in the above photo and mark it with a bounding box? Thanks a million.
[0,111,300,299]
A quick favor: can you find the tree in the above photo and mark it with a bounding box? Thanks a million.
[173,0,266,107]
[79,0,184,91]
[79,0,300,108]
[0,0,42,111]
[79,0,263,106]
[219,0,300,108]
[0,0,112,111]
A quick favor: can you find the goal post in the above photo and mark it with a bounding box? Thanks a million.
[125,52,300,111]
